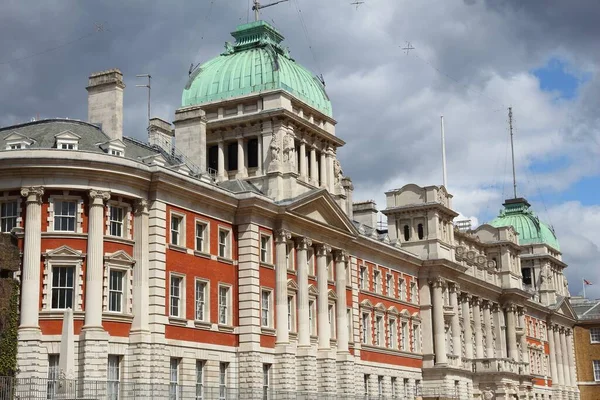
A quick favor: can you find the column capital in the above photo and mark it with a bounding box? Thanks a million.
[471,296,481,307]
[491,303,501,313]
[316,243,331,256]
[295,236,312,250]
[20,186,44,203]
[559,326,566,334]
[89,189,111,205]
[334,249,347,263]
[274,229,291,244]
[459,292,472,303]
[517,306,526,315]
[429,277,445,289]
[564,328,572,336]
[448,282,460,293]
[503,302,517,313]
[134,198,149,215]
[481,299,492,310]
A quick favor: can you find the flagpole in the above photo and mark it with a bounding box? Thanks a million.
[583,278,586,299]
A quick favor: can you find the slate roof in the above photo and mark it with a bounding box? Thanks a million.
[217,179,263,195]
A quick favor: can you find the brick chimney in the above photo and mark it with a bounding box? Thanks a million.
[86,69,125,141]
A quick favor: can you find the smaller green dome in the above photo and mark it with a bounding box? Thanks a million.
[490,198,560,251]
[183,20,332,117]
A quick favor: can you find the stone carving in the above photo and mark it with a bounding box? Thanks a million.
[295,237,312,250]
[316,243,331,256]
[20,186,44,203]
[275,229,291,243]
[483,388,495,400]
[333,158,343,186]
[134,198,148,215]
[487,260,497,270]
[283,131,295,167]
[89,189,111,203]
[268,135,281,172]
[223,41,234,55]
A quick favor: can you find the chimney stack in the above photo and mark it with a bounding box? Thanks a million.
[149,117,174,153]
[353,200,379,229]
[173,105,207,173]
[87,69,125,141]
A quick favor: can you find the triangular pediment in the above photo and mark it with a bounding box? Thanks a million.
[553,297,577,320]
[54,130,81,140]
[287,279,298,291]
[104,250,135,265]
[374,302,386,312]
[45,245,84,258]
[360,299,373,309]
[286,190,358,235]
[328,289,337,300]
[308,284,318,296]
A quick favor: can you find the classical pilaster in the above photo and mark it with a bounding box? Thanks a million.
[335,250,349,352]
[548,324,559,386]
[505,303,519,361]
[317,244,331,349]
[319,150,327,189]
[275,229,291,344]
[553,325,564,386]
[460,294,473,360]
[131,199,150,333]
[472,297,484,359]
[449,284,461,359]
[237,136,247,178]
[559,328,571,387]
[566,329,577,389]
[326,147,335,192]
[217,140,225,181]
[482,301,494,358]
[299,139,307,180]
[492,304,506,358]
[84,189,110,330]
[257,134,263,174]
[19,186,44,329]
[430,277,447,364]
[296,237,312,347]
[310,145,318,185]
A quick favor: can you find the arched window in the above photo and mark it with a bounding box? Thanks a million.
[417,224,424,240]
[403,225,410,242]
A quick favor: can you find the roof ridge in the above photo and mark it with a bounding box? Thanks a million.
[0,118,102,133]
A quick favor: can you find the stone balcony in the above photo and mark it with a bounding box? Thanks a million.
[472,358,524,375]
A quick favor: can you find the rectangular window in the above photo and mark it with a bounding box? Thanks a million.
[403,378,409,398]
[412,324,420,352]
[195,281,207,321]
[591,328,600,343]
[386,274,393,297]
[391,377,396,398]
[373,270,381,293]
[196,360,205,400]
[375,315,383,346]
[401,321,408,351]
[47,354,60,400]
[0,201,18,233]
[389,318,397,349]
[286,243,294,271]
[169,358,180,400]
[261,290,271,327]
[219,286,230,325]
[196,222,207,253]
[170,276,182,318]
[288,296,295,332]
[378,376,383,398]
[329,303,336,339]
[362,312,370,344]
[260,235,270,263]
[399,278,406,301]
[170,214,182,246]
[109,206,124,237]
[410,281,418,303]
[51,266,74,309]
[359,266,367,290]
[364,374,369,397]
[108,270,124,313]
[54,200,76,232]
[263,364,271,400]
[219,362,228,400]
[107,355,120,400]
[218,228,230,258]
[309,300,317,336]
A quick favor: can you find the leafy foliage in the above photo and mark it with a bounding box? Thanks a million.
[0,278,18,376]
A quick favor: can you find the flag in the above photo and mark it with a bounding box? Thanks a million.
[584,279,593,285]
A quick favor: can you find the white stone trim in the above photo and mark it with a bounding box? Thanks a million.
[259,232,273,264]
[194,278,211,324]
[217,226,232,260]
[42,245,85,311]
[194,217,210,254]
[103,250,135,315]
[217,283,233,327]
[169,272,187,319]
[260,286,274,328]
[54,130,81,150]
[47,194,84,233]
[105,198,133,240]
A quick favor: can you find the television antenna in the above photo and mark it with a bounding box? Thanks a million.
[350,1,365,9]
[401,42,415,55]
[252,0,289,21]
[136,74,152,131]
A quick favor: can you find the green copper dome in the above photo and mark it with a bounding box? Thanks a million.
[490,198,560,251]
[182,21,332,117]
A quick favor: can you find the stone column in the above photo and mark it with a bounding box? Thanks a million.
[317,244,331,349]
[335,250,349,352]
[566,329,577,388]
[84,189,111,330]
[450,284,461,359]
[461,294,473,360]
[296,237,312,347]
[217,140,225,181]
[518,308,529,372]
[472,297,484,358]
[560,328,571,387]
[553,325,565,386]
[275,229,291,344]
[131,199,149,333]
[505,303,519,361]
[327,147,335,192]
[319,149,327,189]
[548,324,559,385]
[310,145,318,185]
[493,304,506,358]
[257,135,263,174]
[19,187,44,329]
[299,139,307,180]
[482,301,494,358]
[237,136,247,178]
[430,278,447,364]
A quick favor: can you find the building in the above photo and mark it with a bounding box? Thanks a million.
[1,19,580,400]
[572,297,600,399]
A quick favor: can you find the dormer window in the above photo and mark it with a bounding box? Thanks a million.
[100,139,126,158]
[55,130,81,151]
[110,149,123,156]
[4,132,33,150]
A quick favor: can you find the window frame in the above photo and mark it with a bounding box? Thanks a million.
[375,314,384,346]
[0,198,19,233]
[53,199,78,232]
[389,317,397,349]
[169,358,180,400]
[169,274,185,319]
[362,311,371,345]
[260,234,272,264]
[218,284,232,326]
[328,302,336,339]
[170,212,185,247]
[108,269,125,313]
[263,363,271,400]
[309,298,317,336]
[260,289,273,328]
[218,227,232,259]
[219,362,228,400]
[373,269,381,294]
[410,281,418,303]
[401,320,409,351]
[50,266,76,310]
[591,328,600,344]
[107,355,121,400]
[398,277,406,301]
[386,273,394,297]
[196,360,205,400]
[195,219,210,254]
[287,295,296,333]
[359,266,367,290]
[195,279,210,323]
[286,242,295,271]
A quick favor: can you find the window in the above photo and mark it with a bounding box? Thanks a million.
[219,286,231,325]
[403,225,410,241]
[412,324,420,352]
[263,364,271,400]
[0,201,17,232]
[169,358,180,400]
[288,296,295,332]
[375,315,383,346]
[47,355,59,400]
[170,275,183,318]
[218,228,230,258]
[403,379,409,399]
[591,328,600,343]
[219,362,228,400]
[364,374,369,397]
[260,235,271,263]
[373,270,381,293]
[54,200,76,232]
[399,278,406,301]
[378,376,383,398]
[170,214,183,246]
[401,321,408,351]
[10,144,22,150]
[51,266,74,309]
[386,274,393,297]
[286,243,294,271]
[107,355,120,400]
[108,270,124,313]
[108,206,124,237]
[410,281,418,303]
[309,300,317,336]
[195,280,208,321]
[417,223,424,240]
[111,149,123,157]
[522,267,532,285]
[227,142,238,171]
[196,360,205,400]
[329,303,336,339]
[195,222,208,253]
[362,312,371,344]
[391,377,396,399]
[261,290,271,327]
[347,308,353,343]
[248,138,259,169]
[359,266,367,290]
[389,318,397,349]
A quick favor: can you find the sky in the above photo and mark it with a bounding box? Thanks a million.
[1,0,599,298]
